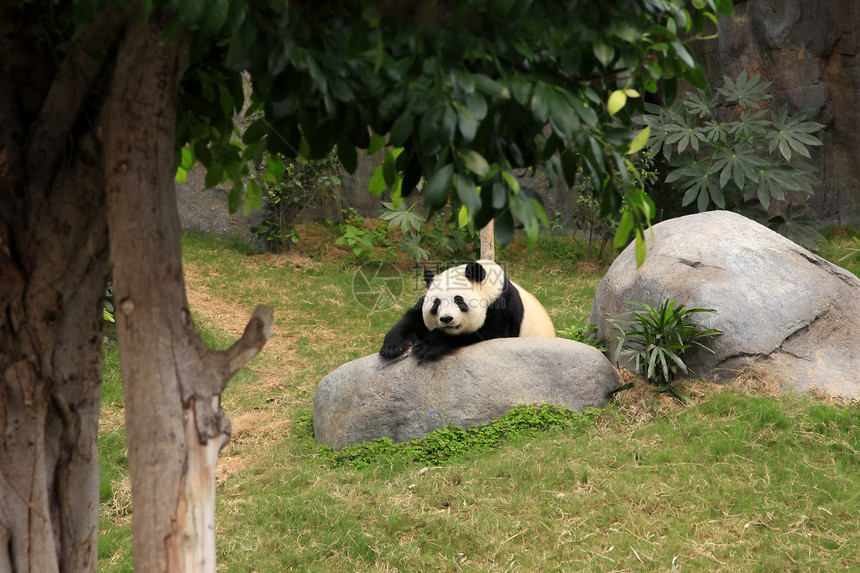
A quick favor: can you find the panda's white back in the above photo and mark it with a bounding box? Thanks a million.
[512,280,555,337]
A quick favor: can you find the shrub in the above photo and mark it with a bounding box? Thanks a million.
[612,299,722,403]
[250,152,341,251]
[379,201,478,263]
[639,70,825,249]
[556,323,606,352]
[334,208,398,261]
[566,150,658,258]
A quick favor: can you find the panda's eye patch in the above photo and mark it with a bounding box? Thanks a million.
[454,296,468,312]
[429,298,441,315]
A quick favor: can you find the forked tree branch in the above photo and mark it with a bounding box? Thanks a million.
[185,304,274,443]
[220,305,274,386]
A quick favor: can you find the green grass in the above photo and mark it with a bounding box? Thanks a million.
[98,224,860,572]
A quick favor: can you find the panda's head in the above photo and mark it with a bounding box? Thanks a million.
[421,261,506,335]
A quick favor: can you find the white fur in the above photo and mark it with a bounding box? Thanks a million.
[513,281,555,337]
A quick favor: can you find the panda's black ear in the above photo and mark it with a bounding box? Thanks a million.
[423,266,435,287]
[464,261,486,283]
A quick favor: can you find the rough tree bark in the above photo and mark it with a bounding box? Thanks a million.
[1,3,272,571]
[0,3,120,570]
[103,12,272,573]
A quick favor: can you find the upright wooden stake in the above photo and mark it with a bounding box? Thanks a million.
[480,220,495,261]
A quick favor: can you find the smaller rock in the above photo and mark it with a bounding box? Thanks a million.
[313,338,620,451]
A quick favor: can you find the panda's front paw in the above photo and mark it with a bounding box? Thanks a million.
[380,339,409,359]
[411,340,449,361]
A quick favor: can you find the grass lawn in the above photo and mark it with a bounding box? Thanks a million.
[98,224,860,572]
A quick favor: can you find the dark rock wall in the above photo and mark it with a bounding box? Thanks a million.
[692,0,860,225]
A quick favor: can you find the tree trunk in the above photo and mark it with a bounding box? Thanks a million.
[2,3,272,570]
[0,3,118,570]
[103,13,272,572]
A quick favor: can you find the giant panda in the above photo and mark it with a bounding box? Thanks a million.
[379,260,555,361]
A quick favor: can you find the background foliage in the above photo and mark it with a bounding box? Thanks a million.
[249,152,342,250]
[166,0,733,257]
[640,71,826,248]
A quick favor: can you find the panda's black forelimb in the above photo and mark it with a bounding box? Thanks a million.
[411,329,485,360]
[379,296,428,359]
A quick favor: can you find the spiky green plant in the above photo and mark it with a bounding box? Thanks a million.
[613,299,722,402]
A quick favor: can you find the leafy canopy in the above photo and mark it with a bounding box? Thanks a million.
[161,0,734,250]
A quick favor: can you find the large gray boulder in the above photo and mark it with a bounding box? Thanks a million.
[589,211,860,398]
[313,338,620,451]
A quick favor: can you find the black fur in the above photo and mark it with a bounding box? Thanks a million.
[378,298,428,358]
[379,266,526,360]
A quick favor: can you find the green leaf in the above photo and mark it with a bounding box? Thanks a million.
[697,181,711,211]
[491,182,506,209]
[614,210,634,248]
[509,195,538,240]
[179,0,203,24]
[608,90,627,116]
[671,41,695,68]
[338,142,357,174]
[442,104,457,142]
[179,146,194,170]
[328,77,353,103]
[203,0,229,33]
[708,182,725,209]
[472,74,510,100]
[456,104,479,142]
[204,165,224,189]
[380,201,426,233]
[592,40,614,67]
[455,175,481,214]
[389,111,414,147]
[457,149,490,178]
[494,210,515,245]
[458,205,469,227]
[245,179,262,215]
[382,149,397,188]
[560,148,578,187]
[465,92,488,121]
[550,90,581,136]
[530,83,551,122]
[502,171,521,195]
[423,164,454,206]
[242,119,269,145]
[767,106,824,162]
[627,126,651,155]
[367,134,386,156]
[683,64,708,91]
[569,94,598,128]
[374,28,384,73]
[227,180,242,214]
[369,165,387,195]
